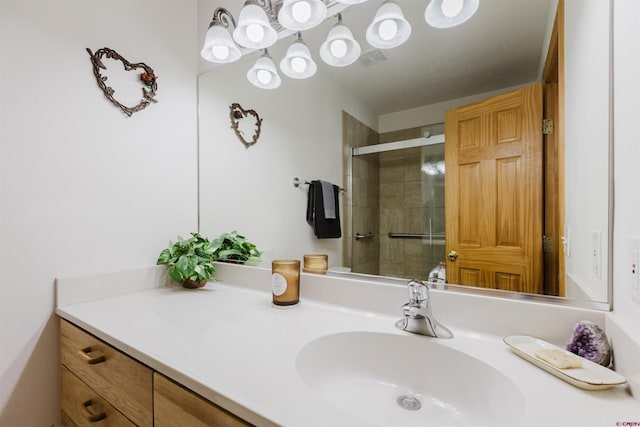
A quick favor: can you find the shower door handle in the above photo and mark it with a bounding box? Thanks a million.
[355,232,375,241]
[447,251,458,261]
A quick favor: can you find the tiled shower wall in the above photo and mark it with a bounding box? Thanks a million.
[342,112,380,275]
[343,114,446,280]
[379,124,446,280]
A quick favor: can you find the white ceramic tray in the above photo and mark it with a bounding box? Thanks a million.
[503,335,627,390]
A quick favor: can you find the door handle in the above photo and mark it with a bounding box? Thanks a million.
[447,251,458,261]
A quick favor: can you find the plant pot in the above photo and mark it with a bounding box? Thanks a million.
[219,258,261,266]
[183,278,207,289]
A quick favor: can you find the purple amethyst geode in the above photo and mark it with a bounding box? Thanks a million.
[566,320,612,366]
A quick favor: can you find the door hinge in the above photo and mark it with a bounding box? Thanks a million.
[543,119,554,135]
[543,236,553,253]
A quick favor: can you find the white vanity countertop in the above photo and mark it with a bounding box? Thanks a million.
[55,271,638,427]
[56,282,640,426]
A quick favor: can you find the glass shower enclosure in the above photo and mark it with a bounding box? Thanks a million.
[350,135,446,282]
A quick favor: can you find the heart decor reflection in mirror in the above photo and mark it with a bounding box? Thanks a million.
[86,47,158,117]
[229,103,263,149]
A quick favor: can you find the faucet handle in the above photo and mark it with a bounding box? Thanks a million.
[407,279,429,303]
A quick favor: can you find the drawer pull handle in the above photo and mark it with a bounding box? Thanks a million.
[77,347,106,364]
[82,400,106,422]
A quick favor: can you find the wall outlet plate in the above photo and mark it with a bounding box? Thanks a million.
[629,238,640,303]
[592,231,602,278]
[562,225,571,258]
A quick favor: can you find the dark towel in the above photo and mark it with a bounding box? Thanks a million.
[306,180,341,239]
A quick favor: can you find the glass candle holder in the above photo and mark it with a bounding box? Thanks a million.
[303,254,328,274]
[271,259,300,306]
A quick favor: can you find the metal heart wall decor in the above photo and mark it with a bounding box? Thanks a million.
[229,103,263,149]
[87,47,158,117]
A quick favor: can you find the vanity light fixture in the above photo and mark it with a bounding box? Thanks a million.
[233,0,278,49]
[280,33,317,79]
[425,0,479,29]
[319,14,361,67]
[247,49,282,89]
[366,1,412,49]
[201,0,479,88]
[201,8,243,63]
[278,0,328,31]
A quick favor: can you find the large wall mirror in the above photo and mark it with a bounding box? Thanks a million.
[197,0,612,310]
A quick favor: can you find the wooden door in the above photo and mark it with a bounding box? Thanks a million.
[543,82,561,296]
[542,0,565,297]
[445,84,543,294]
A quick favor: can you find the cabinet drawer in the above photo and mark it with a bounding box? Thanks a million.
[60,319,153,427]
[61,366,136,427]
[154,373,251,427]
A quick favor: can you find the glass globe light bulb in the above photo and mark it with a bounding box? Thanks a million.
[442,0,464,18]
[292,1,312,23]
[330,39,348,58]
[291,57,308,73]
[378,19,398,41]
[257,69,272,85]
[211,46,229,61]
[246,23,265,43]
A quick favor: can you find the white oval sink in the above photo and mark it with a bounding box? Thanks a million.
[296,332,525,427]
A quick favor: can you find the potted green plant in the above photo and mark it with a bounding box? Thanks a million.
[156,232,218,288]
[211,231,261,265]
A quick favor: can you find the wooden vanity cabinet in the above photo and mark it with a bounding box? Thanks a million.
[61,366,136,427]
[60,319,153,427]
[60,319,252,427]
[154,373,251,427]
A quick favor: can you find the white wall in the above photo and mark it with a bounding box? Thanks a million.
[377,84,535,133]
[198,54,375,267]
[0,1,199,426]
[613,0,640,340]
[0,1,638,426]
[563,0,611,302]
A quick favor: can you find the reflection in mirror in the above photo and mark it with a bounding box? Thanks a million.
[349,123,446,280]
[229,103,263,148]
[197,0,611,309]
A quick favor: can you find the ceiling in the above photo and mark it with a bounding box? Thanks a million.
[198,0,556,116]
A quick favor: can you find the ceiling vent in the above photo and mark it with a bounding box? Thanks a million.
[358,50,387,68]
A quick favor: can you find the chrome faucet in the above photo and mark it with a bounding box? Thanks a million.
[395,279,453,338]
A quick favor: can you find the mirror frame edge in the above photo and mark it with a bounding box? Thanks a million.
[606,0,614,312]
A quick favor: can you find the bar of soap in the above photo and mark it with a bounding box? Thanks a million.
[534,349,583,369]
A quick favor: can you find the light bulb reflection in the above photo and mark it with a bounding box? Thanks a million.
[442,0,464,18]
[292,1,312,23]
[378,19,398,41]
[423,165,438,176]
[422,161,445,176]
[246,23,265,43]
